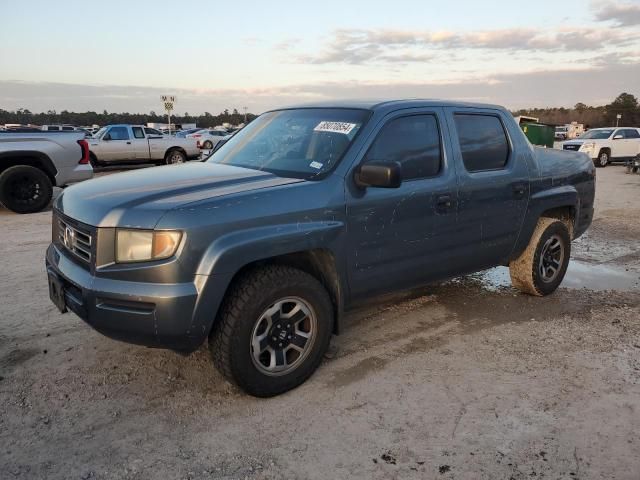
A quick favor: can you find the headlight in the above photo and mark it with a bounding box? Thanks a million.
[580,142,596,151]
[115,229,182,263]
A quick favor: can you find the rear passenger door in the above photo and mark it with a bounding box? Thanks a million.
[444,108,530,270]
[621,129,640,157]
[131,126,151,160]
[346,109,460,298]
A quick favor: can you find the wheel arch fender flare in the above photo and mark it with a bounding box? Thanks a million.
[510,185,580,260]
[0,150,58,184]
[189,221,346,346]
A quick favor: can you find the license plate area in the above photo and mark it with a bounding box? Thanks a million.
[48,271,67,313]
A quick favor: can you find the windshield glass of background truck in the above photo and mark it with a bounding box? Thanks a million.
[580,129,613,139]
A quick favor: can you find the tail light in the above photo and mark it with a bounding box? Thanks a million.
[192,134,202,138]
[77,139,90,165]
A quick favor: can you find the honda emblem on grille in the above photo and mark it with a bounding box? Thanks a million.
[63,225,75,249]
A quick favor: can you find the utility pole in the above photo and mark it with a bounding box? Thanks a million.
[243,106,248,124]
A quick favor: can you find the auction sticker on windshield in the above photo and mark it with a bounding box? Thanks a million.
[314,121,357,135]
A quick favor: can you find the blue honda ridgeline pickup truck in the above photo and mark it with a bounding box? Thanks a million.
[46,100,595,396]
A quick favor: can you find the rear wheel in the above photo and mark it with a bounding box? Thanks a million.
[595,150,609,167]
[164,149,186,165]
[210,265,333,397]
[202,140,213,149]
[509,217,571,296]
[0,165,53,214]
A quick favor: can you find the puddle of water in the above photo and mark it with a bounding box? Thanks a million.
[471,261,640,292]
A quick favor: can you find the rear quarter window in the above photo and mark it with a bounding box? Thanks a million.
[454,114,510,172]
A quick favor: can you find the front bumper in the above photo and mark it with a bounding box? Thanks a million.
[46,243,212,352]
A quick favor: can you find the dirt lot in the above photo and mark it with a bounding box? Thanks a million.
[1,166,639,480]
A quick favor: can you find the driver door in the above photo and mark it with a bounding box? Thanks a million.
[345,109,460,299]
[101,126,133,161]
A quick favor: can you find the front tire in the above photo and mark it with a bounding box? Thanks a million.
[164,149,186,165]
[210,265,333,397]
[0,165,53,214]
[595,150,609,168]
[509,218,571,296]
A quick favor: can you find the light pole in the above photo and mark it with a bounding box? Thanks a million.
[243,106,247,124]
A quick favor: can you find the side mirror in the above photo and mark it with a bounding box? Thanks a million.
[613,134,623,140]
[355,162,402,188]
[103,133,111,141]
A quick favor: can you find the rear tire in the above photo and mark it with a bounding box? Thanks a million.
[202,140,213,149]
[210,265,333,397]
[595,150,609,168]
[509,218,571,296]
[0,165,53,214]
[164,149,186,165]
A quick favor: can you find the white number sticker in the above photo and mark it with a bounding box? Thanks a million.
[314,121,357,135]
[309,161,323,169]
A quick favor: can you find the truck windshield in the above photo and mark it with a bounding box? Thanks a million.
[207,108,370,179]
[94,127,108,139]
[579,129,613,139]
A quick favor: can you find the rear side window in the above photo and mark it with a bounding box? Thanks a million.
[363,114,442,180]
[454,114,509,172]
[108,126,130,140]
[132,127,145,139]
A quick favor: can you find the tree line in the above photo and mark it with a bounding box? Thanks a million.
[513,93,639,128]
[0,108,257,128]
[1,93,638,129]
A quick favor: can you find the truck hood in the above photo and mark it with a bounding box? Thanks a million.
[55,163,304,228]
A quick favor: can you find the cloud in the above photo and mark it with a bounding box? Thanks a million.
[296,26,639,65]
[1,61,638,114]
[594,1,640,26]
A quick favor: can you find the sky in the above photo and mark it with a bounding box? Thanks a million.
[0,0,639,114]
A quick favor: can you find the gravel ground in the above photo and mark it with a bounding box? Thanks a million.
[1,165,639,480]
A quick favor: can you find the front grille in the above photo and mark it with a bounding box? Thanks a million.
[563,144,580,151]
[56,214,94,265]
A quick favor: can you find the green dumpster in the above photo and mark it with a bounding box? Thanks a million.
[520,122,554,148]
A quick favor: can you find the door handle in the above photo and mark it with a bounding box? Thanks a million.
[512,183,526,197]
[126,141,132,144]
[435,194,454,211]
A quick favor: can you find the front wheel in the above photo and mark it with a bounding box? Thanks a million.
[509,217,571,296]
[0,165,53,214]
[164,149,186,165]
[595,150,609,168]
[209,265,333,397]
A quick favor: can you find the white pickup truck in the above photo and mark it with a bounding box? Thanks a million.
[0,131,93,213]
[562,127,640,167]
[89,125,200,166]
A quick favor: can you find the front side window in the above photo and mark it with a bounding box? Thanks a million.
[363,114,442,180]
[208,108,369,179]
[132,127,145,139]
[108,126,130,140]
[454,114,509,172]
[622,129,640,139]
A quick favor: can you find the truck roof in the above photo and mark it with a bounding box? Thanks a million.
[274,98,506,112]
